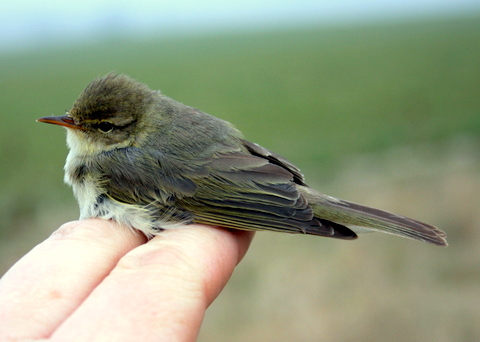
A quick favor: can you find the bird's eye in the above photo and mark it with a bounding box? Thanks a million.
[96,121,116,133]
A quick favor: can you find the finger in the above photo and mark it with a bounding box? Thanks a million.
[50,224,254,342]
[0,219,146,341]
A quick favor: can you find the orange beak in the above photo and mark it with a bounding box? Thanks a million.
[37,115,83,130]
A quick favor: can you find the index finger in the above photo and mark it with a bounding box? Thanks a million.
[50,224,254,342]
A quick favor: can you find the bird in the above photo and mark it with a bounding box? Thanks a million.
[37,73,447,246]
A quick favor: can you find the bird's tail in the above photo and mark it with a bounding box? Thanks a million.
[299,186,447,246]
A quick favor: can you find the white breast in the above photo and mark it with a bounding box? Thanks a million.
[63,129,187,237]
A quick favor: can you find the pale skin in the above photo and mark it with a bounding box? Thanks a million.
[0,219,254,342]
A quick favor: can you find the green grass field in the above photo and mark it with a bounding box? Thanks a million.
[1,13,480,341]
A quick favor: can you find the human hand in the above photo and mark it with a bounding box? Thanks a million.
[0,219,254,342]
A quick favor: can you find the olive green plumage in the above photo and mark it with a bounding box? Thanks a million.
[38,73,447,246]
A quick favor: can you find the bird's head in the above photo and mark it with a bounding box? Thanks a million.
[38,73,156,154]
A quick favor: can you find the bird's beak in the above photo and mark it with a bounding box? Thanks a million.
[37,115,83,130]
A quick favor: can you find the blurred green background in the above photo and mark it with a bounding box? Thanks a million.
[1,5,480,341]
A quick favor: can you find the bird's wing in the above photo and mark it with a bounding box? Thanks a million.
[97,143,357,239]
[178,143,357,239]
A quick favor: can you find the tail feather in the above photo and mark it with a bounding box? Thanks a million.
[332,199,447,246]
[300,186,447,246]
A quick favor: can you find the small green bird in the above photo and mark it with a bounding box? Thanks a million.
[38,73,447,246]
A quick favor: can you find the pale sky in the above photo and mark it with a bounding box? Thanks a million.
[1,0,479,51]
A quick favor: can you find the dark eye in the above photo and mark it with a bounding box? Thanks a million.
[96,121,116,133]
